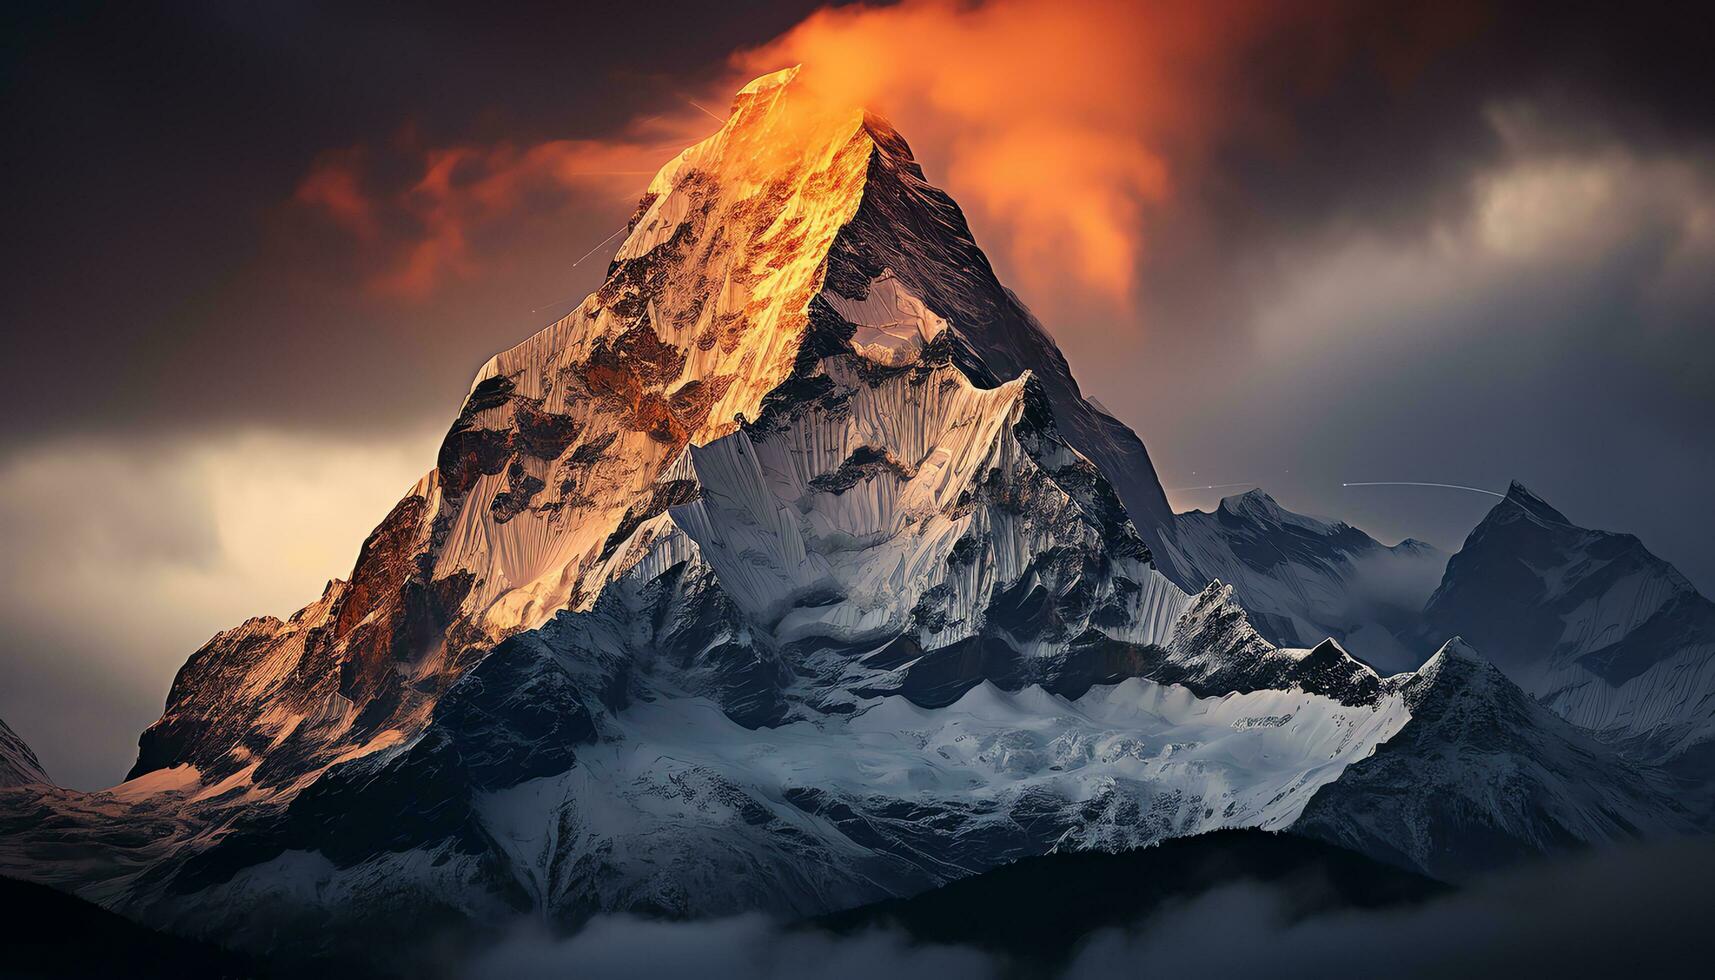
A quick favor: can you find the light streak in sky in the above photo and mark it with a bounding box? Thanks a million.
[688,99,725,122]
[1341,481,1504,498]
[1167,482,1256,493]
[570,225,628,268]
[1342,480,1571,530]
[530,226,628,313]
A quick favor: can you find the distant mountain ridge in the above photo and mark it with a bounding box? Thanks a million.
[1179,478,1715,788]
[1167,488,1445,672]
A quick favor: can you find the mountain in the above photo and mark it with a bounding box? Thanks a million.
[1421,482,1715,774]
[0,716,51,788]
[1294,638,1692,879]
[1170,489,1445,672]
[812,827,1445,972]
[125,65,1186,792]
[0,69,1686,973]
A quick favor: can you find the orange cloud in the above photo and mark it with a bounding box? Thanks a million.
[729,0,1275,303]
[295,1,1475,308]
[295,118,708,301]
[295,148,377,240]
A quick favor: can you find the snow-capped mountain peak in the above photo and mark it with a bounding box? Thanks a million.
[1427,635,1484,666]
[738,63,801,95]
[1218,487,1294,523]
[1500,480,1572,525]
[1400,636,1509,709]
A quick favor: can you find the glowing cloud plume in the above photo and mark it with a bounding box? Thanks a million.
[728,0,1263,303]
[295,118,712,300]
[294,1,1473,309]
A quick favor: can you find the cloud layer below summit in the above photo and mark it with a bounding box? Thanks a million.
[462,834,1715,979]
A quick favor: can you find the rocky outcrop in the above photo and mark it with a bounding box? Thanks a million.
[0,717,50,788]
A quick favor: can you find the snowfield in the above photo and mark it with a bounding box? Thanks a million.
[472,676,1411,918]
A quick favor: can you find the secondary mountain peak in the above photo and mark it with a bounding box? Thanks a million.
[1297,626,1693,880]
[1219,487,1285,520]
[1500,479,1571,524]
[1432,635,1482,662]
[1173,485,1446,672]
[1424,480,1715,769]
[1407,636,1505,701]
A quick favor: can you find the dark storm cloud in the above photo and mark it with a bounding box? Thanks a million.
[1110,100,1715,587]
[4,0,1710,464]
[0,0,830,446]
[1121,0,1715,361]
[5,0,1707,448]
[1208,2,1715,237]
[457,835,1715,978]
[1058,0,1715,592]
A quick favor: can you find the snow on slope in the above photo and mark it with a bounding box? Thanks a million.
[470,676,1412,918]
[0,67,1220,935]
[0,717,50,788]
[121,67,895,792]
[112,664,1413,954]
[1421,482,1715,765]
[1170,489,1446,673]
[40,615,1681,964]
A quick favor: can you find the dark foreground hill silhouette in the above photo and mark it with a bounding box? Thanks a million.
[810,828,1446,972]
[1,876,255,979]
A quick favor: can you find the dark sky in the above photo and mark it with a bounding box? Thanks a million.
[2,0,1713,788]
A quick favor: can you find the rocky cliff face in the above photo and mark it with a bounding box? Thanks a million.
[0,717,50,788]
